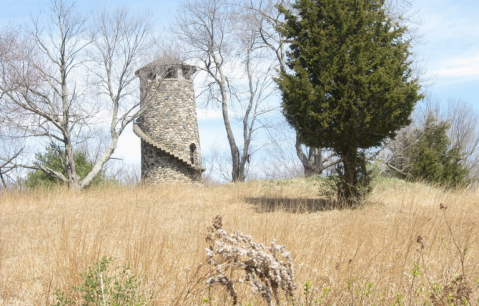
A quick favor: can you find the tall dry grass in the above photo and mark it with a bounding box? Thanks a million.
[0,178,478,305]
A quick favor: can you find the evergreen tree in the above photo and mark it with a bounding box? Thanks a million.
[275,0,422,204]
[23,146,107,189]
[389,115,468,186]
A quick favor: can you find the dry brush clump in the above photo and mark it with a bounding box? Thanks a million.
[174,215,296,305]
[0,179,478,305]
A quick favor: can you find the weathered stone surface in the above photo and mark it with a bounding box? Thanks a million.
[135,63,204,184]
[141,142,201,184]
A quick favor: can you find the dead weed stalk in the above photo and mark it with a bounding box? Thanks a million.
[173,215,296,306]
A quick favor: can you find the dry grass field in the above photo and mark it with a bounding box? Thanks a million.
[0,177,478,305]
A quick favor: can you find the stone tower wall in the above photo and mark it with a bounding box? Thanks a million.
[141,142,201,184]
[141,78,202,165]
[136,63,204,184]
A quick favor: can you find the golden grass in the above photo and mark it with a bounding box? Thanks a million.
[0,178,478,305]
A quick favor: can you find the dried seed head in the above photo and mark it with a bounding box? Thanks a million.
[212,215,223,230]
[206,277,217,285]
[203,215,297,304]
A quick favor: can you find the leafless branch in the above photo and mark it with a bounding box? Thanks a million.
[0,0,161,189]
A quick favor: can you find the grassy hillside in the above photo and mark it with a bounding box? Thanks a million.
[0,178,478,305]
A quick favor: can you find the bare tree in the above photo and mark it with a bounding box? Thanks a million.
[203,143,234,183]
[105,161,141,186]
[384,0,421,31]
[260,119,338,179]
[0,113,26,188]
[173,0,276,182]
[234,6,278,181]
[0,0,162,189]
[0,26,28,188]
[262,124,305,179]
[0,140,24,189]
[236,0,339,177]
[444,99,479,177]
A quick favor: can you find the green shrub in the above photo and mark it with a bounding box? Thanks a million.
[23,146,112,189]
[388,115,469,187]
[52,257,151,306]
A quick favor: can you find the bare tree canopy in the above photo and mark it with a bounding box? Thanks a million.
[444,99,479,176]
[235,0,329,177]
[173,0,277,182]
[0,27,25,188]
[0,0,164,189]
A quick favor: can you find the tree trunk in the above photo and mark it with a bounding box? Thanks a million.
[338,149,359,206]
[295,135,324,177]
[231,147,241,182]
[217,69,241,182]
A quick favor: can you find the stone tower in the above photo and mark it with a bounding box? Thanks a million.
[134,60,204,184]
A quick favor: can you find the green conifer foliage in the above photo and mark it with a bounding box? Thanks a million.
[23,146,107,188]
[390,116,468,186]
[276,0,422,204]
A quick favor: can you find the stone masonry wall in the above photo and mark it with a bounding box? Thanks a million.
[141,141,200,184]
[138,69,203,184]
[141,78,202,166]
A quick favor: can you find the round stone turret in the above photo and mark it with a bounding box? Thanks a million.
[134,60,204,184]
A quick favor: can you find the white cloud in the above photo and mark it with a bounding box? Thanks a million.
[431,56,479,78]
[114,126,141,164]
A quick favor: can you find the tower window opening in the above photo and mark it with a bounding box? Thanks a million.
[147,72,156,80]
[182,67,193,80]
[190,143,197,165]
[165,67,177,78]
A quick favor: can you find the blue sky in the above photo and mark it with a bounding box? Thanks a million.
[2,0,479,168]
[415,0,479,104]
